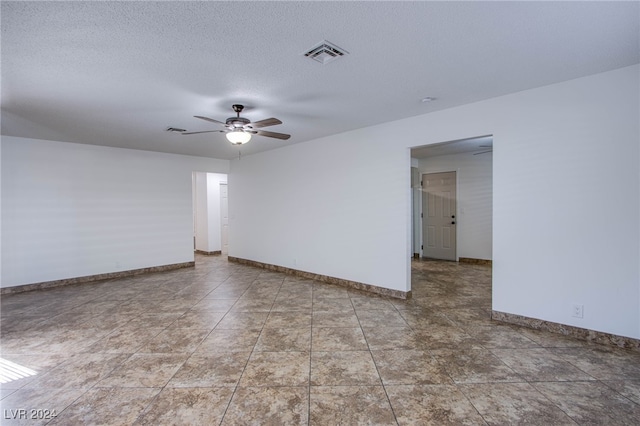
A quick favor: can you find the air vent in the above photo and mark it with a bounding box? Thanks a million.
[165,127,186,133]
[303,40,348,65]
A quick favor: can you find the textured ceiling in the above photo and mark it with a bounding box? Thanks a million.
[2,1,638,160]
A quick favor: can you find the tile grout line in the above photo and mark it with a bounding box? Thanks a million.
[308,282,316,425]
[217,272,283,425]
[352,294,400,426]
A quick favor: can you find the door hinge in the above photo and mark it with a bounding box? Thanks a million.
[421,213,423,218]
[421,245,423,250]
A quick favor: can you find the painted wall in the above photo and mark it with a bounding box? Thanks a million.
[229,65,639,338]
[1,136,228,288]
[229,127,411,292]
[418,150,493,261]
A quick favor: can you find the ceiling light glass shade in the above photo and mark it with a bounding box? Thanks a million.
[226,129,251,145]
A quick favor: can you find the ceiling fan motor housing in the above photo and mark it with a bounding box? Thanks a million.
[226,117,250,128]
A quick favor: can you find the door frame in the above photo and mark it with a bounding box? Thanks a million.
[220,182,228,255]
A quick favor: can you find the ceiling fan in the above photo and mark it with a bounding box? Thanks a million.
[182,104,290,145]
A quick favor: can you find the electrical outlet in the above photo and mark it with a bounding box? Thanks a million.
[572,304,584,318]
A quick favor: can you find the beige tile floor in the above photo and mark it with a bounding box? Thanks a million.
[2,255,640,425]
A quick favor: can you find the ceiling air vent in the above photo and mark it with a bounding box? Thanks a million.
[303,40,348,65]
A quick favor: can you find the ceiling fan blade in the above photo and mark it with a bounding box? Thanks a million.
[181,130,225,135]
[194,115,226,125]
[252,129,291,140]
[250,118,282,128]
[473,150,493,155]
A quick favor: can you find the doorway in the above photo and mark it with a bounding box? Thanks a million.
[192,172,228,255]
[422,171,457,261]
[410,135,493,264]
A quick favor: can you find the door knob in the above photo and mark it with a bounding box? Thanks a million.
[451,221,456,225]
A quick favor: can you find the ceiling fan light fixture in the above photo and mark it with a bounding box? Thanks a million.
[226,129,251,145]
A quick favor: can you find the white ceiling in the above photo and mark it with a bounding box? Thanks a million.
[2,1,638,160]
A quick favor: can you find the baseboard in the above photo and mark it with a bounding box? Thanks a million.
[492,310,640,352]
[459,257,492,266]
[195,250,222,256]
[0,261,195,295]
[228,256,411,300]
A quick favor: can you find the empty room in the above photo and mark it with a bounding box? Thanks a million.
[1,1,639,424]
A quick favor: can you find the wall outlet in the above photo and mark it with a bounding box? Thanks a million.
[572,304,584,318]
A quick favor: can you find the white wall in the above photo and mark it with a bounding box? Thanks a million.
[229,65,639,338]
[418,150,493,261]
[229,128,411,292]
[1,136,228,288]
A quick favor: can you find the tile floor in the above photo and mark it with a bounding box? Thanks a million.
[2,255,640,425]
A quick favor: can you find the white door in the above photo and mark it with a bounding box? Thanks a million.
[422,171,457,261]
[220,183,229,254]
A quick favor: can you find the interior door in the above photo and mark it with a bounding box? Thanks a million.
[220,183,229,254]
[422,171,457,261]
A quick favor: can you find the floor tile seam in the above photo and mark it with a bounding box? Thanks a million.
[596,380,640,408]
[486,347,600,382]
[544,348,613,381]
[308,384,392,389]
[38,386,93,423]
[27,351,134,389]
[451,378,532,385]
[524,378,599,385]
[0,374,36,393]
[469,347,531,383]
[214,331,256,426]
[452,381,512,426]
[351,305,394,421]
[230,302,272,394]
[307,319,313,425]
[50,353,150,424]
[128,379,176,425]
[525,381,597,424]
[378,380,405,425]
[188,283,226,307]
[0,389,19,400]
[85,327,166,354]
[410,347,458,384]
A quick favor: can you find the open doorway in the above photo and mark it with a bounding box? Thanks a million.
[410,135,493,263]
[192,172,228,255]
